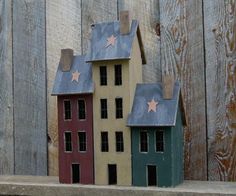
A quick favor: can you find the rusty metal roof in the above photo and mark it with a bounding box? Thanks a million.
[86,20,146,64]
[51,55,93,95]
[127,82,185,127]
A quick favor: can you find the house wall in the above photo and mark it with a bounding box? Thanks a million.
[92,35,142,185]
[57,94,94,184]
[131,127,172,187]
[92,59,131,185]
[171,107,184,186]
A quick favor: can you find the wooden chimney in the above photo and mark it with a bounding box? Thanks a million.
[60,49,74,72]
[119,10,130,35]
[162,74,175,99]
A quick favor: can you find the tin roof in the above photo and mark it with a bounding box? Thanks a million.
[127,82,186,127]
[51,55,93,96]
[86,20,146,64]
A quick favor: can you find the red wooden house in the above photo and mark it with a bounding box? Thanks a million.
[52,49,94,184]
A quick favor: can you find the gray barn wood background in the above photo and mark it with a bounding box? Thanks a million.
[0,0,235,181]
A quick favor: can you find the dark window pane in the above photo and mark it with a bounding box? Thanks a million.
[156,130,164,152]
[78,100,86,120]
[101,99,108,119]
[116,132,124,152]
[65,132,72,152]
[100,66,107,85]
[78,132,86,152]
[115,64,122,85]
[115,98,123,119]
[101,132,109,152]
[64,100,71,120]
[140,131,148,152]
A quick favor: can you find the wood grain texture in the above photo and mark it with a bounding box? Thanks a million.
[81,0,118,54]
[46,0,82,176]
[0,0,14,174]
[160,0,207,180]
[118,0,161,83]
[13,0,47,175]
[205,0,236,181]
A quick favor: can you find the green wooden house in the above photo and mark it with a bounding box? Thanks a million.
[127,82,186,187]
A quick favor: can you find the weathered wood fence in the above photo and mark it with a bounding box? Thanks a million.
[0,0,235,181]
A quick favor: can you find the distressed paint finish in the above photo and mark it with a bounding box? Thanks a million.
[118,0,161,83]
[0,0,14,174]
[46,0,82,176]
[131,127,172,187]
[160,0,207,180]
[81,0,118,54]
[205,0,236,181]
[58,95,94,184]
[13,0,47,175]
[92,36,142,185]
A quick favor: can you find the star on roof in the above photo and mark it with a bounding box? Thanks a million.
[147,98,158,112]
[71,70,80,82]
[105,35,116,48]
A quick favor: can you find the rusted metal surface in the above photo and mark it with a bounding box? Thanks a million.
[0,0,14,174]
[205,0,236,181]
[160,0,207,180]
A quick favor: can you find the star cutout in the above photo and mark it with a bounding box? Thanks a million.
[71,70,80,82]
[147,99,158,112]
[105,35,116,47]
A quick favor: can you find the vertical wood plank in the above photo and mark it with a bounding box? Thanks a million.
[205,0,236,181]
[81,0,118,54]
[160,0,207,180]
[13,0,47,175]
[46,0,82,176]
[118,0,161,83]
[0,0,14,174]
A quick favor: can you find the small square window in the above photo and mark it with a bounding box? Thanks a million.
[101,99,108,119]
[115,98,123,119]
[78,99,86,120]
[101,132,109,152]
[100,66,107,85]
[64,100,71,120]
[64,132,72,152]
[78,132,86,152]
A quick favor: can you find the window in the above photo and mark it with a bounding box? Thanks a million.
[115,98,123,118]
[100,66,107,85]
[101,132,109,152]
[100,99,108,119]
[115,64,122,85]
[64,100,71,120]
[156,130,164,152]
[116,132,124,152]
[78,132,86,152]
[78,99,86,120]
[140,131,148,152]
[64,132,72,152]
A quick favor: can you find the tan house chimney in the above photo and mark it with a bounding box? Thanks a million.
[162,74,175,99]
[60,49,74,72]
[119,10,130,35]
